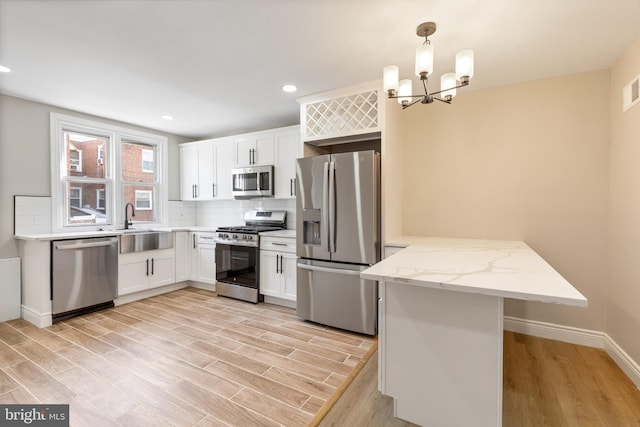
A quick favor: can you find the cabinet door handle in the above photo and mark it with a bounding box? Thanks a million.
[279,254,283,274]
[146,259,149,276]
[193,234,196,249]
[151,258,155,275]
[290,178,293,196]
[293,178,296,196]
[213,183,216,197]
[275,254,280,274]
[271,242,287,246]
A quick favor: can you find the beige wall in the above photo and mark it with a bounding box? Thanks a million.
[608,36,640,363]
[0,94,189,258]
[399,70,611,331]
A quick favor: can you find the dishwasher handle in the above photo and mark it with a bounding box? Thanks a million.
[54,238,118,250]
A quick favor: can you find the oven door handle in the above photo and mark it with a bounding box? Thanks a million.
[213,239,258,247]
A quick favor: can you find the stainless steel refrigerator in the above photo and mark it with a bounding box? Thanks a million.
[296,150,380,335]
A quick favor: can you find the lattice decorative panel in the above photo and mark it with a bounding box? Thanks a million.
[304,90,379,140]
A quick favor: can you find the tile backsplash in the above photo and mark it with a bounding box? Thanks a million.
[167,200,197,227]
[14,196,52,235]
[196,198,296,229]
[14,196,295,235]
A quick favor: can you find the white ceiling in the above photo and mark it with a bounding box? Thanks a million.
[1,0,639,139]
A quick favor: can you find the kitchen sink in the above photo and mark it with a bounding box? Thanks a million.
[119,231,173,254]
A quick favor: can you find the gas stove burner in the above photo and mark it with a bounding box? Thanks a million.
[216,225,284,234]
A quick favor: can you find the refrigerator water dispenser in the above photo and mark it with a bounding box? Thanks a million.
[302,208,322,245]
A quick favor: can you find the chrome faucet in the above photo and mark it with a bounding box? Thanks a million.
[124,202,135,229]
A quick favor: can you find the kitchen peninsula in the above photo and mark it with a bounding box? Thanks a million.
[361,236,587,427]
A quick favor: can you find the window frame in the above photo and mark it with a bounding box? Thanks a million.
[51,113,168,232]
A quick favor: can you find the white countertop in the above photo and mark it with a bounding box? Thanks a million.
[362,236,587,307]
[260,229,296,238]
[13,226,217,241]
[14,226,295,241]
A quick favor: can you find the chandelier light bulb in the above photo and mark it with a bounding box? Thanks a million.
[383,65,399,94]
[456,50,474,81]
[415,44,434,77]
[398,79,413,105]
[441,72,457,99]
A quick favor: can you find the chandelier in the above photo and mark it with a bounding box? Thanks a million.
[383,22,474,109]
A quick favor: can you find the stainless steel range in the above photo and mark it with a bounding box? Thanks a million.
[214,210,286,303]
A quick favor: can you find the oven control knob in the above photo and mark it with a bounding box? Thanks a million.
[232,234,238,240]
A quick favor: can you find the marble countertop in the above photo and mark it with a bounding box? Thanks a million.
[362,236,587,307]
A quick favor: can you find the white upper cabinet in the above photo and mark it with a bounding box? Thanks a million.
[180,138,235,201]
[274,127,301,199]
[179,142,215,200]
[213,139,234,200]
[180,125,300,201]
[234,132,275,167]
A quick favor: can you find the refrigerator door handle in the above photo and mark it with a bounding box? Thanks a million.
[323,161,331,253]
[328,160,336,253]
[297,262,362,276]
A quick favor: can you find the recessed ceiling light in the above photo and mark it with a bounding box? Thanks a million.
[0,65,11,73]
[282,84,297,93]
[161,115,174,121]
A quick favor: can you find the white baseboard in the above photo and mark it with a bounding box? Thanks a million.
[603,334,640,390]
[21,305,52,328]
[263,295,296,309]
[504,316,640,390]
[503,316,605,348]
[115,283,188,306]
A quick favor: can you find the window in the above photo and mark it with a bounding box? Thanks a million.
[96,189,105,210]
[122,142,158,222]
[70,187,81,208]
[142,148,154,172]
[97,145,104,165]
[69,148,82,172]
[51,113,168,231]
[135,190,152,210]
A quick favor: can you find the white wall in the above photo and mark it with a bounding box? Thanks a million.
[0,94,190,258]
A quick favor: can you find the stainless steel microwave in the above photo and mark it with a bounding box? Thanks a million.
[232,165,274,198]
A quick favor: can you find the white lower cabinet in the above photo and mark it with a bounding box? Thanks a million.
[191,232,216,285]
[260,236,296,301]
[174,231,191,282]
[118,249,175,296]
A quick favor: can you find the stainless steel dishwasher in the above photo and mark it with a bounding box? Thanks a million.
[51,236,118,322]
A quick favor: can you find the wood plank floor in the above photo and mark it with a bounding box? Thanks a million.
[0,288,376,426]
[320,331,640,427]
[3,288,640,426]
